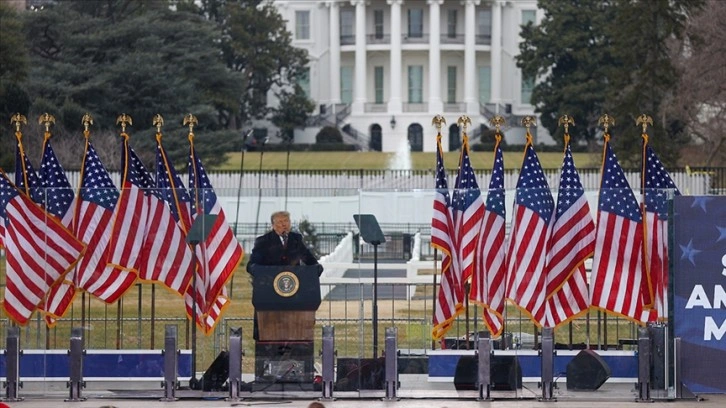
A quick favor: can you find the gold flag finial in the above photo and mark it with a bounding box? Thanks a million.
[11,113,28,133]
[598,114,614,134]
[521,116,536,131]
[116,114,133,133]
[183,113,198,135]
[522,116,536,144]
[153,114,164,134]
[489,115,506,135]
[431,114,446,134]
[559,114,576,134]
[82,113,94,134]
[457,115,472,136]
[636,114,653,134]
[38,113,56,134]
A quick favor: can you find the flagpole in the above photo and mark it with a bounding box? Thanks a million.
[231,129,252,299]
[233,129,252,234]
[253,137,269,236]
[284,134,292,210]
[431,248,438,350]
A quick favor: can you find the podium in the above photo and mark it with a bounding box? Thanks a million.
[250,265,321,387]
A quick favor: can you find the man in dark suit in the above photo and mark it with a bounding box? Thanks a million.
[246,211,323,341]
[246,210,322,273]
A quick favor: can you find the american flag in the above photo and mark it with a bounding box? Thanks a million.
[451,135,484,286]
[544,143,595,328]
[590,140,653,323]
[14,135,42,204]
[642,140,679,320]
[431,133,463,340]
[135,141,194,296]
[37,139,78,324]
[106,136,148,284]
[71,141,136,303]
[506,142,554,326]
[470,139,506,336]
[0,170,85,325]
[186,142,244,334]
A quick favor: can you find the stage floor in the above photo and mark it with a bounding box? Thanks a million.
[6,376,725,408]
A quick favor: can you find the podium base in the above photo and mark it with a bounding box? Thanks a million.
[255,341,315,383]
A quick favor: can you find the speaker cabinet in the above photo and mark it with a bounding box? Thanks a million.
[453,355,522,391]
[201,351,229,391]
[335,357,385,391]
[566,349,611,390]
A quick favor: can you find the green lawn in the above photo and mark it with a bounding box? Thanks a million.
[217,151,603,171]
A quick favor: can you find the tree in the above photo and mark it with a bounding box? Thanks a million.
[517,0,704,165]
[195,0,311,129]
[605,0,703,165]
[270,84,315,142]
[19,0,243,169]
[0,2,31,169]
[517,0,617,149]
[667,0,726,166]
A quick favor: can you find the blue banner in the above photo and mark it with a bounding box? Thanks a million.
[673,196,726,393]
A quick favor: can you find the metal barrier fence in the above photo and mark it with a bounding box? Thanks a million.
[13,167,726,195]
[0,280,640,372]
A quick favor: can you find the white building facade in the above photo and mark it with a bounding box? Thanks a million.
[272,0,552,152]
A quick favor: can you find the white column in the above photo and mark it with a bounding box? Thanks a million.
[464,0,481,114]
[491,0,502,109]
[427,0,443,114]
[329,1,341,104]
[387,0,402,113]
[351,0,367,115]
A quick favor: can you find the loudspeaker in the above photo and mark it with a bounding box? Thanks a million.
[201,351,229,391]
[649,325,667,389]
[566,349,611,391]
[335,357,385,391]
[453,355,522,391]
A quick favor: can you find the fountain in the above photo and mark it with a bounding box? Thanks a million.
[388,137,412,170]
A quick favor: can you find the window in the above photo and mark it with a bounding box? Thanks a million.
[521,76,534,104]
[295,10,310,40]
[369,124,382,152]
[408,123,424,152]
[298,67,310,97]
[408,8,423,38]
[341,66,353,104]
[478,66,491,104]
[447,66,457,104]
[374,66,384,104]
[408,65,423,103]
[477,10,492,41]
[340,9,354,44]
[374,10,384,39]
[447,10,457,38]
[522,10,537,27]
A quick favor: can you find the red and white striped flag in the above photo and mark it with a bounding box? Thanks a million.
[37,136,79,324]
[590,136,655,323]
[0,170,85,325]
[105,133,148,289]
[135,136,194,296]
[185,138,244,334]
[431,132,463,340]
[72,138,136,303]
[506,139,554,326]
[451,135,484,286]
[641,135,679,320]
[544,141,595,328]
[470,136,506,336]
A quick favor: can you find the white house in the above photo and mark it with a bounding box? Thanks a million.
[271,0,553,152]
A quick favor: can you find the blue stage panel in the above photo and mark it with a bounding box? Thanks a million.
[0,350,192,379]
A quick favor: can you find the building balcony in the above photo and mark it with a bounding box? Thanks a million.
[340,32,491,46]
